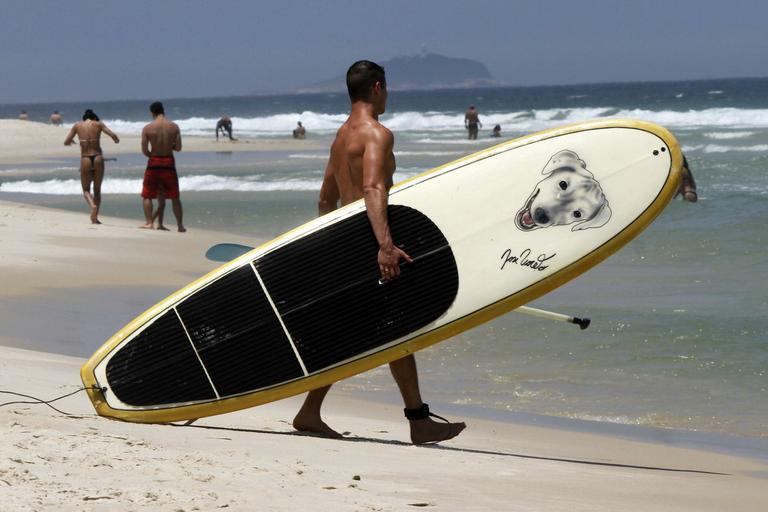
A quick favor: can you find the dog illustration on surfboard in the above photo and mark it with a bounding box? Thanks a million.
[515,150,612,232]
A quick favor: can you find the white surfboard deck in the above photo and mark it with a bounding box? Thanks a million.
[81,119,682,422]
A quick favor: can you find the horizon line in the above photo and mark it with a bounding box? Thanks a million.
[2,75,767,107]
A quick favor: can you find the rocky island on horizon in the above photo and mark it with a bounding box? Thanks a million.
[292,52,499,94]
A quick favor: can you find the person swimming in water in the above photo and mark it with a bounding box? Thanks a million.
[64,109,120,224]
[292,121,306,139]
[676,156,698,203]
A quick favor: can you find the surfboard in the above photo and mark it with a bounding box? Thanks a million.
[81,119,683,423]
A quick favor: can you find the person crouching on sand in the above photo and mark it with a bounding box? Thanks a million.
[64,109,120,224]
[140,101,185,232]
[216,116,236,141]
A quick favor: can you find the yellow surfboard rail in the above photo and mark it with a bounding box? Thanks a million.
[81,119,683,423]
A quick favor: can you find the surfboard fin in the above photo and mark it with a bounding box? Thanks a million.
[205,243,255,262]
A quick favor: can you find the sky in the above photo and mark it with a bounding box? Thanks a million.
[1,0,766,103]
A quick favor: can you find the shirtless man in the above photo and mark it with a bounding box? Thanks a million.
[292,60,466,445]
[141,102,185,232]
[64,109,120,223]
[464,105,481,140]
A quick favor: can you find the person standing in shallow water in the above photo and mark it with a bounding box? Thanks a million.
[64,109,120,224]
[464,104,481,140]
[291,60,466,445]
[140,102,185,232]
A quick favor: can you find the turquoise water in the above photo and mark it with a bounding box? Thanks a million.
[1,78,766,436]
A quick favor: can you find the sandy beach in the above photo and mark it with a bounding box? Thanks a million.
[1,201,767,511]
[0,120,766,510]
[0,119,323,165]
[2,340,767,511]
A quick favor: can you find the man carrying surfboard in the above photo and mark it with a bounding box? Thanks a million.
[292,60,466,444]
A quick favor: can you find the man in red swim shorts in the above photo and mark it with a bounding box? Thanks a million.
[140,101,185,232]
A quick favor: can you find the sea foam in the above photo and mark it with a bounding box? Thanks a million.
[703,131,755,140]
[93,107,768,137]
[0,167,426,195]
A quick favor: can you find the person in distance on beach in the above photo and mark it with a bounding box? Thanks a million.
[491,124,501,137]
[464,104,481,139]
[140,101,185,232]
[64,109,120,224]
[292,60,466,445]
[292,121,306,139]
[216,116,236,141]
[50,111,63,126]
[18,110,29,121]
[676,156,698,203]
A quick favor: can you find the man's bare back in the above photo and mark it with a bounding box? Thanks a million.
[142,116,181,157]
[326,116,395,206]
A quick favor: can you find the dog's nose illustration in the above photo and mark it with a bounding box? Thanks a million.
[534,207,549,224]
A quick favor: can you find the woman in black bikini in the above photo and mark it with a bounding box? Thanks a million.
[64,109,120,224]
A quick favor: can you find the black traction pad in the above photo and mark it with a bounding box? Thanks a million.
[106,205,458,407]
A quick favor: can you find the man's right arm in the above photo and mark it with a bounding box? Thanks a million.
[363,128,412,281]
[141,127,151,157]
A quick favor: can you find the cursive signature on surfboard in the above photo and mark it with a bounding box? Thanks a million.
[500,248,556,272]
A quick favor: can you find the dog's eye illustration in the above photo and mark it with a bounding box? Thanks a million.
[573,211,582,218]
[558,181,568,190]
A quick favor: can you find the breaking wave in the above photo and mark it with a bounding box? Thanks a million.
[91,107,768,137]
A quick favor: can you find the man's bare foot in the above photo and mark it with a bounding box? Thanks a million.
[90,206,100,224]
[178,226,187,233]
[139,223,154,229]
[91,219,102,225]
[157,225,170,231]
[292,415,344,439]
[409,417,466,445]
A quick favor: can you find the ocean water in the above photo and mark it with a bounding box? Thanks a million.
[1,78,766,437]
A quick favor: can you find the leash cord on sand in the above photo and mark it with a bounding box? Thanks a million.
[0,386,102,416]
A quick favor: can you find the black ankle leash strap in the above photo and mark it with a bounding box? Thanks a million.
[403,403,449,424]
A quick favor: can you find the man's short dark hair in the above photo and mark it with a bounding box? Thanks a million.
[346,60,386,101]
[150,101,165,115]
